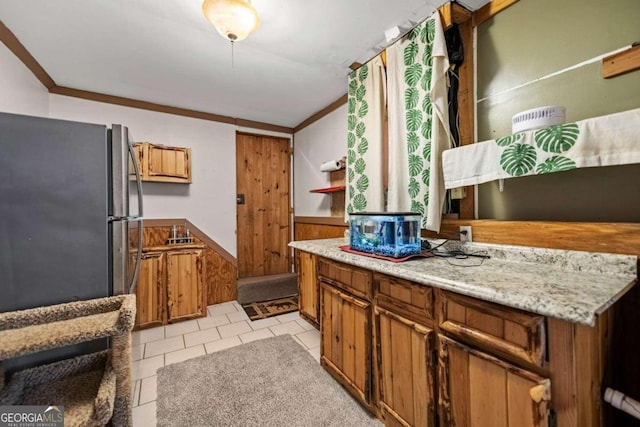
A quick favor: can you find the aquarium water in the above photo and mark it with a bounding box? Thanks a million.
[349,212,421,258]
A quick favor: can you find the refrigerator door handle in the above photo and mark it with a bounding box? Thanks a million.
[129,220,143,294]
[128,141,144,217]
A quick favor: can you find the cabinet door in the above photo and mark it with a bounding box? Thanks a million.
[166,249,205,323]
[375,306,436,427]
[438,335,550,427]
[147,143,191,183]
[135,252,165,330]
[320,282,371,408]
[298,251,318,327]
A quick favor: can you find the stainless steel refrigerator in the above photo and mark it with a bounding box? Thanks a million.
[0,111,143,372]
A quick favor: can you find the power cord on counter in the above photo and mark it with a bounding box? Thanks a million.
[421,233,491,267]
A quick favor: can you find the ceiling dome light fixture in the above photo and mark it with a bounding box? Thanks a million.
[202,0,260,42]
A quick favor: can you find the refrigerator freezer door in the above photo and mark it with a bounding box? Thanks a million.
[0,112,110,312]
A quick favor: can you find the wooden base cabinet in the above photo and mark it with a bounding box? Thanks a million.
[375,306,436,427]
[320,283,371,407]
[135,252,166,329]
[297,250,319,327]
[438,334,550,427]
[134,246,206,330]
[166,249,205,323]
[320,283,372,408]
[303,252,617,427]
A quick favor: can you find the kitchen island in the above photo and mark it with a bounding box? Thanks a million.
[290,237,638,427]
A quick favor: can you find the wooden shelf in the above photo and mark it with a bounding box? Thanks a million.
[310,185,346,193]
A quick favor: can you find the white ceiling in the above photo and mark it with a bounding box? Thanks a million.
[0,0,489,128]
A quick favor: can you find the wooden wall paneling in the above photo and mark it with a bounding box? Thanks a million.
[423,219,640,258]
[143,226,172,247]
[294,217,347,242]
[205,248,237,305]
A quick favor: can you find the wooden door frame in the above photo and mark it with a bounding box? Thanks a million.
[235,131,293,278]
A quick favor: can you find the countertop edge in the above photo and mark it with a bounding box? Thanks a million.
[290,238,638,327]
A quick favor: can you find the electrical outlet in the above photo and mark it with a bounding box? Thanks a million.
[459,225,472,243]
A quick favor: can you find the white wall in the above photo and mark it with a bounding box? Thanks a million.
[0,43,49,116]
[293,103,347,217]
[48,95,240,255]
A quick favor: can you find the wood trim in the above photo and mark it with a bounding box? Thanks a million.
[49,86,293,134]
[472,0,520,27]
[439,2,473,30]
[142,218,237,267]
[293,94,348,133]
[423,219,640,259]
[294,216,347,226]
[456,19,475,219]
[0,20,56,89]
[0,21,293,134]
[602,44,640,79]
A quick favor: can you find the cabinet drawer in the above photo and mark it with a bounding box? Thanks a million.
[317,258,372,300]
[375,273,434,325]
[437,290,545,366]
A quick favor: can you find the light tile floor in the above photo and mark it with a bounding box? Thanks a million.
[130,300,320,427]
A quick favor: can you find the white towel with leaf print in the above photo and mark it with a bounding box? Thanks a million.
[442,107,640,188]
[345,55,387,218]
[387,13,452,232]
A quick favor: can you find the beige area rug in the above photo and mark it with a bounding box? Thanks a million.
[156,335,382,427]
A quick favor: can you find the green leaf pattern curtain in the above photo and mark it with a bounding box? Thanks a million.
[387,13,452,231]
[346,55,387,218]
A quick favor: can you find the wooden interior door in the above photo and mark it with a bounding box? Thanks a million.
[236,132,291,278]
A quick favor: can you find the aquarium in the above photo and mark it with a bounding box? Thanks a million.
[349,212,421,258]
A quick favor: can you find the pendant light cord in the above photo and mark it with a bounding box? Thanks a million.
[231,40,235,68]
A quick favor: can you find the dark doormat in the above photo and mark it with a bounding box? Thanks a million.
[241,295,299,321]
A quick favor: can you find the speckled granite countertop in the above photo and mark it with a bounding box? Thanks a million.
[289,238,638,326]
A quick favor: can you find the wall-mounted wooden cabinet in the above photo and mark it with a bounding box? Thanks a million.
[134,245,206,330]
[133,142,191,183]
